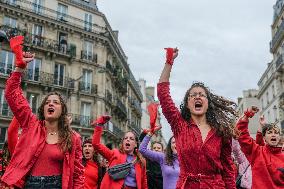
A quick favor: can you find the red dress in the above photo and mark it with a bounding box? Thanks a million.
[157,82,236,189]
[237,119,284,188]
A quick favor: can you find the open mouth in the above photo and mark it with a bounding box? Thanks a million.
[271,138,277,142]
[47,108,55,114]
[125,143,130,147]
[194,101,203,110]
[84,151,90,155]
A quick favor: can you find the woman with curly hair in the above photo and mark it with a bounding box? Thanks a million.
[92,115,148,189]
[82,138,104,189]
[2,35,84,188]
[157,48,237,188]
[139,126,180,189]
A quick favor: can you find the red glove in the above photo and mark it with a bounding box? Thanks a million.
[244,106,258,118]
[164,48,174,65]
[10,36,25,68]
[91,115,111,126]
[147,103,159,131]
[143,125,162,135]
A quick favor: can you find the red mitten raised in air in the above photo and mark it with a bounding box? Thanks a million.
[147,103,159,131]
[91,115,111,126]
[10,36,25,68]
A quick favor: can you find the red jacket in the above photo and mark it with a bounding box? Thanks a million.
[237,119,284,188]
[2,72,85,189]
[92,126,148,189]
[157,82,236,189]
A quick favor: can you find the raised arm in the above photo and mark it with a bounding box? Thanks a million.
[91,116,114,161]
[237,107,260,163]
[7,117,20,155]
[255,115,265,146]
[139,135,164,164]
[5,36,35,130]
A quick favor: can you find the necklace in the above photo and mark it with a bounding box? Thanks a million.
[48,132,57,135]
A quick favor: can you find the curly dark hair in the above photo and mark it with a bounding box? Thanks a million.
[119,131,145,167]
[180,82,237,138]
[0,141,10,176]
[165,136,176,167]
[38,92,73,152]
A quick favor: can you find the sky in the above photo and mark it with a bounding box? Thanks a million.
[97,1,276,141]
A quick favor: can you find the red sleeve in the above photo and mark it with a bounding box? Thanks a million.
[220,138,236,189]
[92,127,114,161]
[7,117,20,155]
[255,131,265,146]
[237,120,259,163]
[142,165,148,189]
[157,82,185,135]
[4,72,35,130]
[73,133,85,189]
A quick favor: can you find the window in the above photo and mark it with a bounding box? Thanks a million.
[58,32,68,53]
[82,69,92,92]
[57,4,68,22]
[27,92,38,113]
[82,41,93,60]
[272,85,275,98]
[84,13,92,32]
[32,24,43,46]
[0,88,11,117]
[33,0,43,14]
[27,58,41,81]
[3,16,17,28]
[7,0,16,5]
[0,50,14,75]
[266,92,269,105]
[80,102,91,126]
[54,63,65,86]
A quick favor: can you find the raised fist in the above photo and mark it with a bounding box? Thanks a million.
[164,47,178,65]
[91,115,111,126]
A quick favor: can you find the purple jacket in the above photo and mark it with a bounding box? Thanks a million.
[139,135,179,189]
[232,139,252,189]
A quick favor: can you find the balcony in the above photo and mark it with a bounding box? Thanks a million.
[81,51,97,63]
[113,97,127,120]
[275,55,284,72]
[114,76,127,95]
[128,97,142,117]
[71,114,93,128]
[78,81,98,94]
[130,121,140,135]
[270,19,284,53]
[106,61,114,74]
[105,121,124,139]
[105,90,113,105]
[0,25,77,58]
[0,0,104,34]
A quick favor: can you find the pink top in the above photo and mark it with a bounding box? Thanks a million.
[31,143,64,176]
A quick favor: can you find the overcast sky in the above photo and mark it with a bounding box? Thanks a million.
[98,1,275,141]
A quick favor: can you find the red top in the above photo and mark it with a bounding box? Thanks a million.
[84,160,99,189]
[8,117,20,155]
[2,72,84,189]
[255,131,265,146]
[92,127,148,189]
[30,143,64,176]
[157,82,236,189]
[237,119,284,188]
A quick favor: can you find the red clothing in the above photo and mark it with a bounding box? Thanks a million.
[84,160,99,189]
[30,143,64,176]
[157,82,236,189]
[7,117,20,155]
[92,126,148,189]
[237,119,284,188]
[2,72,85,189]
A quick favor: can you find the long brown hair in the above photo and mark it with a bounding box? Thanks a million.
[38,92,73,152]
[119,131,145,167]
[180,82,237,138]
[165,136,176,167]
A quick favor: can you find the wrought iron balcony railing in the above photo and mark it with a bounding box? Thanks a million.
[105,90,113,104]
[270,19,284,52]
[78,81,97,94]
[71,114,93,127]
[105,121,124,139]
[114,97,127,117]
[128,97,142,116]
[81,51,97,63]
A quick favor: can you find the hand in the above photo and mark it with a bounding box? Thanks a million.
[143,125,162,136]
[23,52,35,64]
[91,115,111,126]
[10,36,25,68]
[164,47,178,65]
[244,106,259,118]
